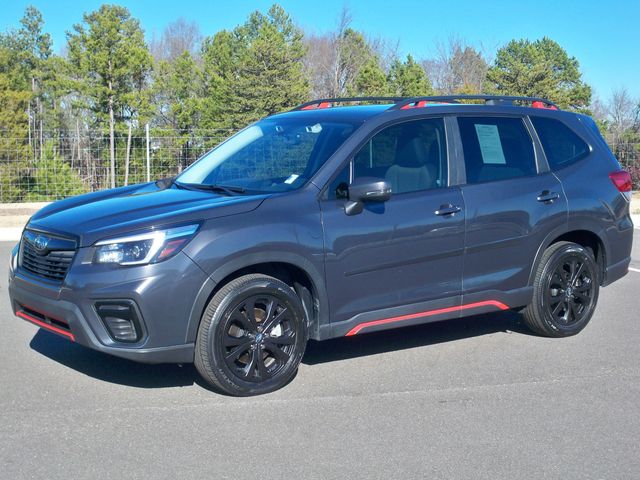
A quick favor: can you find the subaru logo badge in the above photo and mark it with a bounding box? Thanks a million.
[33,235,49,253]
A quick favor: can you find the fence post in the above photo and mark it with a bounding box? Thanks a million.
[146,123,151,183]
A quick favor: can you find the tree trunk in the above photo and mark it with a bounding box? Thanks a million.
[109,92,116,189]
[29,77,34,159]
[124,123,132,186]
[146,123,150,183]
[74,118,81,170]
[39,118,43,161]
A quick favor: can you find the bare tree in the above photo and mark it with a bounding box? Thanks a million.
[304,7,382,98]
[607,87,636,142]
[422,36,489,94]
[368,35,400,72]
[590,95,608,124]
[150,18,202,63]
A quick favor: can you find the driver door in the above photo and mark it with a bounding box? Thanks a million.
[320,117,465,334]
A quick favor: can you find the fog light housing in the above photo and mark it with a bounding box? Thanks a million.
[95,301,143,343]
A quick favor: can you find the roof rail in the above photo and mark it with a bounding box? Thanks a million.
[391,95,559,110]
[291,95,559,112]
[292,97,408,111]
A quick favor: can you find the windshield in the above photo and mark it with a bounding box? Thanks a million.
[176,118,359,192]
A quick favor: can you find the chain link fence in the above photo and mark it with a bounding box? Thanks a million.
[0,129,233,203]
[0,129,639,203]
[608,139,640,190]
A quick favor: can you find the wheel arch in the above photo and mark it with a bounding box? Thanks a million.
[528,225,607,287]
[185,252,329,343]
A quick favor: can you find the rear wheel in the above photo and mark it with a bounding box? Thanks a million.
[523,241,599,337]
[195,274,307,396]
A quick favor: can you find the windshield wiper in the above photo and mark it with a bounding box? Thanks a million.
[175,181,246,196]
[155,175,177,190]
[202,184,246,195]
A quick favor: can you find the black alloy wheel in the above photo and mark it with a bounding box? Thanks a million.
[523,241,599,337]
[544,253,596,326]
[220,294,297,383]
[195,274,307,396]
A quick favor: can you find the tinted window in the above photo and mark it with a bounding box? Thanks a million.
[327,163,350,200]
[457,117,536,184]
[352,118,447,194]
[531,117,590,169]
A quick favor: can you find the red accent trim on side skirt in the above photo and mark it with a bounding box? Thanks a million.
[345,300,509,336]
[16,311,75,341]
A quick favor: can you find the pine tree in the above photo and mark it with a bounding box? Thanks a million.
[202,4,309,130]
[153,51,203,169]
[67,5,152,188]
[0,6,53,159]
[485,37,591,110]
[348,57,389,97]
[388,55,433,97]
[0,45,31,201]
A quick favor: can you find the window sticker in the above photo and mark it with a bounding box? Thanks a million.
[474,124,506,164]
[284,174,300,184]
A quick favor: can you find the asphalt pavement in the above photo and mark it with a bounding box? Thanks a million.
[1,230,639,479]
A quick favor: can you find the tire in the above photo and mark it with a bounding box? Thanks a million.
[195,274,308,396]
[523,241,599,337]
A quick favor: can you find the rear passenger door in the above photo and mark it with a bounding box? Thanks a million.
[455,115,568,304]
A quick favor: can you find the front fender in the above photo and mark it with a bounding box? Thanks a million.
[182,190,328,341]
[183,250,329,343]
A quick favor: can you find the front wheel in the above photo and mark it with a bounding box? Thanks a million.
[523,241,599,337]
[195,274,308,396]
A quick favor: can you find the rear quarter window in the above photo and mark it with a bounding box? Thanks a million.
[530,116,590,170]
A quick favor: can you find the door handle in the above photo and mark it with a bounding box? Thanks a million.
[435,204,462,216]
[537,191,560,203]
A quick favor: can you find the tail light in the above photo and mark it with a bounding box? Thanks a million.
[609,170,632,200]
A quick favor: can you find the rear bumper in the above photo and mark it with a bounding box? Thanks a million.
[8,250,207,364]
[603,256,631,286]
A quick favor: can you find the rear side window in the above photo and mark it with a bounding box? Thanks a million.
[457,117,537,184]
[531,117,590,169]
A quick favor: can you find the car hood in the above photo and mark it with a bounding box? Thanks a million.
[27,182,268,247]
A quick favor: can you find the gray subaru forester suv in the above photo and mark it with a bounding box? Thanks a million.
[8,95,634,396]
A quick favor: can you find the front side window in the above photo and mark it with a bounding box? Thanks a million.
[177,118,358,193]
[457,116,537,184]
[327,163,351,200]
[531,116,590,169]
[351,117,447,195]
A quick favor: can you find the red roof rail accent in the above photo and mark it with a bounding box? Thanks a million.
[401,100,428,110]
[532,101,558,110]
[300,101,332,110]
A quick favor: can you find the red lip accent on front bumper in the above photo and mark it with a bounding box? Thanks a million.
[16,309,75,341]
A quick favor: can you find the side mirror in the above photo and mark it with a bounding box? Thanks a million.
[345,177,392,215]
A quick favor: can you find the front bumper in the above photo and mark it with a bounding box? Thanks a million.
[8,249,209,364]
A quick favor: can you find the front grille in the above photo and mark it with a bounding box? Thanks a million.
[20,230,77,282]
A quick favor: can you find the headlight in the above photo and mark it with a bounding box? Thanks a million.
[94,224,200,265]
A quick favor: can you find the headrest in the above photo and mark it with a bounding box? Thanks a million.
[395,137,428,168]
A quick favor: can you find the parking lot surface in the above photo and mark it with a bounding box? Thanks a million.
[1,230,639,479]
